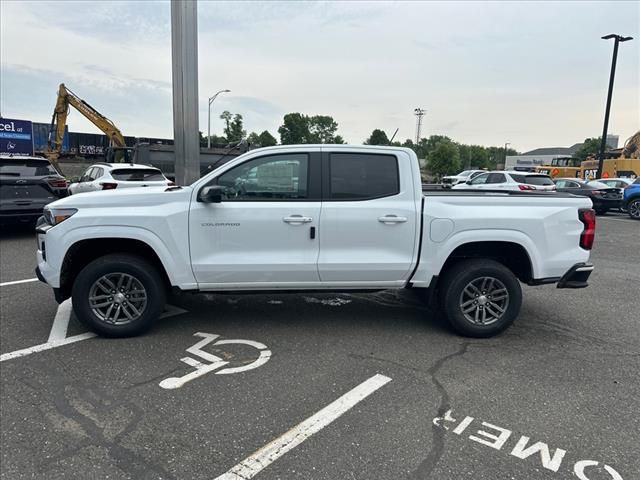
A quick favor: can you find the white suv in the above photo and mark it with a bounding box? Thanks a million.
[69,163,172,194]
[452,171,556,191]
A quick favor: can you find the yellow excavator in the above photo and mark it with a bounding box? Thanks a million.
[46,83,133,166]
[580,130,640,179]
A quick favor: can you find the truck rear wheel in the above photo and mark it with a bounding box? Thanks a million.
[439,259,522,338]
[71,254,166,337]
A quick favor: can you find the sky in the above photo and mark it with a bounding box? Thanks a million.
[0,0,638,153]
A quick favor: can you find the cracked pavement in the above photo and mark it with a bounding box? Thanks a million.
[1,216,639,479]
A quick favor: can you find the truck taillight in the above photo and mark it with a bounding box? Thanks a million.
[518,184,535,191]
[578,208,596,250]
[100,182,118,190]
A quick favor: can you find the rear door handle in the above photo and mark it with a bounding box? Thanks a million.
[378,215,408,224]
[283,215,313,224]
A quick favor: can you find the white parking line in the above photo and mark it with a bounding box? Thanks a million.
[0,302,188,363]
[0,278,38,287]
[214,374,392,480]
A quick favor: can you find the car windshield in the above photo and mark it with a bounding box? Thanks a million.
[510,174,554,185]
[587,181,610,189]
[110,168,166,181]
[0,159,58,177]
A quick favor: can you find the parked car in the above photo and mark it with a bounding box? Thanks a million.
[68,163,173,194]
[441,170,485,188]
[590,178,635,213]
[0,155,68,225]
[622,177,640,220]
[36,145,595,339]
[553,178,622,215]
[452,171,556,191]
[591,178,634,189]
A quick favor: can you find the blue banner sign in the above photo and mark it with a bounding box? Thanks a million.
[0,118,34,155]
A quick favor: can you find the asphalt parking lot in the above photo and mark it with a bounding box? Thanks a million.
[1,214,638,480]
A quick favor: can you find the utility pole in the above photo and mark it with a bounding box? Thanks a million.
[597,34,633,180]
[414,108,426,145]
[171,0,200,185]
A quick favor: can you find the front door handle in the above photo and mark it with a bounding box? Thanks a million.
[378,214,408,224]
[283,215,313,224]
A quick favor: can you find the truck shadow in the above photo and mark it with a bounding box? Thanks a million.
[157,289,454,338]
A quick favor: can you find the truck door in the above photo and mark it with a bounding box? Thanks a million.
[189,151,322,287]
[317,151,418,284]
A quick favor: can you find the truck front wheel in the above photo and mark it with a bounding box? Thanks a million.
[71,254,166,337]
[440,259,522,338]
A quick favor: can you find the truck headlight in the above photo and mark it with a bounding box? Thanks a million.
[44,207,78,226]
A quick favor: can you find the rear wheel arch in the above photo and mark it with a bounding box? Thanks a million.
[59,238,172,302]
[439,240,534,284]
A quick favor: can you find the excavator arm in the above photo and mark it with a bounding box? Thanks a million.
[622,130,640,159]
[46,83,128,164]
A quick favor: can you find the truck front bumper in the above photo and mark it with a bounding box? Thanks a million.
[557,263,594,289]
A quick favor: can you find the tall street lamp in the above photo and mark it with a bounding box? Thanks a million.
[207,89,231,149]
[597,34,633,179]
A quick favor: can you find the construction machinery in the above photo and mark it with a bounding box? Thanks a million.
[535,131,640,180]
[580,130,640,179]
[46,83,133,167]
[534,157,583,178]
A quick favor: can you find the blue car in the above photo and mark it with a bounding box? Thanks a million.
[623,177,640,220]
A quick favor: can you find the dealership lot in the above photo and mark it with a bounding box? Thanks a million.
[1,215,638,480]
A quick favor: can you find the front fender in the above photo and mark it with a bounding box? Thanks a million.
[43,225,197,289]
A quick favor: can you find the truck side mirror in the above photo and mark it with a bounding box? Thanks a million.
[198,185,225,203]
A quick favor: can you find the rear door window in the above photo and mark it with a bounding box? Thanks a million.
[111,168,166,181]
[486,173,506,184]
[328,153,399,200]
[513,174,554,186]
[0,159,58,177]
[470,173,489,185]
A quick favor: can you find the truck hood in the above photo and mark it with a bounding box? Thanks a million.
[49,186,193,209]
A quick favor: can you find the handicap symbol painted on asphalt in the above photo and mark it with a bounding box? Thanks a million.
[159,332,271,389]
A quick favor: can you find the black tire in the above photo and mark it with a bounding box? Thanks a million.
[72,254,166,337]
[628,198,640,220]
[439,259,522,338]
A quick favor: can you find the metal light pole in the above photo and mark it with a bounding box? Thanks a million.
[207,89,230,149]
[596,34,633,180]
[171,0,200,185]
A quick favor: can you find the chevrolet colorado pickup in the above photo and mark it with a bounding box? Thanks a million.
[35,145,596,338]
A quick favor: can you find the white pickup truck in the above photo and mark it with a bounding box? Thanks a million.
[35,145,596,338]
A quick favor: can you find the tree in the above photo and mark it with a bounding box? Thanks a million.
[219,111,232,137]
[226,113,246,142]
[278,113,312,144]
[246,132,260,148]
[333,135,346,144]
[365,129,389,145]
[309,115,340,143]
[247,130,278,148]
[427,141,461,178]
[574,137,610,161]
[278,113,345,144]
